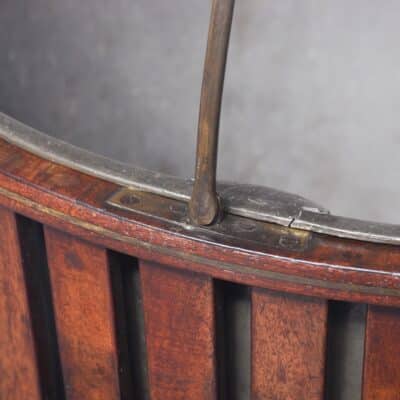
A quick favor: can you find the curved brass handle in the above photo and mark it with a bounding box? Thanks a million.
[188,0,235,225]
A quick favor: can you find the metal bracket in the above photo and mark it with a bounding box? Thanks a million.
[108,183,328,227]
[1,111,400,246]
[106,186,312,253]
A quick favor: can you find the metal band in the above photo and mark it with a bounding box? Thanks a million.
[1,112,400,245]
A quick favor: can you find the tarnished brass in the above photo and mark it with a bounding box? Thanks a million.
[107,187,312,253]
[188,0,235,225]
[3,112,400,246]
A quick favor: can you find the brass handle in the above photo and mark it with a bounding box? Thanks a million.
[188,0,235,225]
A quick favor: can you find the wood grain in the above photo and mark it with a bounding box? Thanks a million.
[0,138,400,306]
[251,288,327,400]
[363,305,400,399]
[45,227,120,400]
[0,207,41,399]
[140,261,217,400]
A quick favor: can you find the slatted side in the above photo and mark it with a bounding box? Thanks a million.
[0,208,42,399]
[251,288,327,400]
[44,228,120,400]
[362,306,400,399]
[140,261,217,400]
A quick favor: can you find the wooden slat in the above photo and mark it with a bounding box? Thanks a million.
[44,228,120,400]
[363,305,400,399]
[251,288,327,400]
[0,207,41,399]
[140,261,217,400]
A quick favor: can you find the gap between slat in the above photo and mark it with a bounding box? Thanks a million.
[16,215,65,400]
[215,280,251,400]
[325,302,366,400]
[109,251,150,400]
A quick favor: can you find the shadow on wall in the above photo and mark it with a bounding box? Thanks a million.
[0,0,399,224]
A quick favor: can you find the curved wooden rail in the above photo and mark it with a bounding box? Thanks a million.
[0,123,399,399]
[0,132,399,304]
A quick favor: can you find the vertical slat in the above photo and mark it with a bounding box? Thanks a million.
[251,288,327,400]
[0,208,41,399]
[44,228,120,400]
[363,306,400,399]
[140,261,217,400]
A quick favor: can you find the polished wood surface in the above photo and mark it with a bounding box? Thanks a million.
[0,208,42,399]
[363,306,400,399]
[141,262,217,400]
[251,289,327,399]
[45,228,120,400]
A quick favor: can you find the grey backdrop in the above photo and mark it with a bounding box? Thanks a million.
[1,0,399,223]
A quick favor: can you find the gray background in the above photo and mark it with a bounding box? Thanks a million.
[1,0,399,223]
